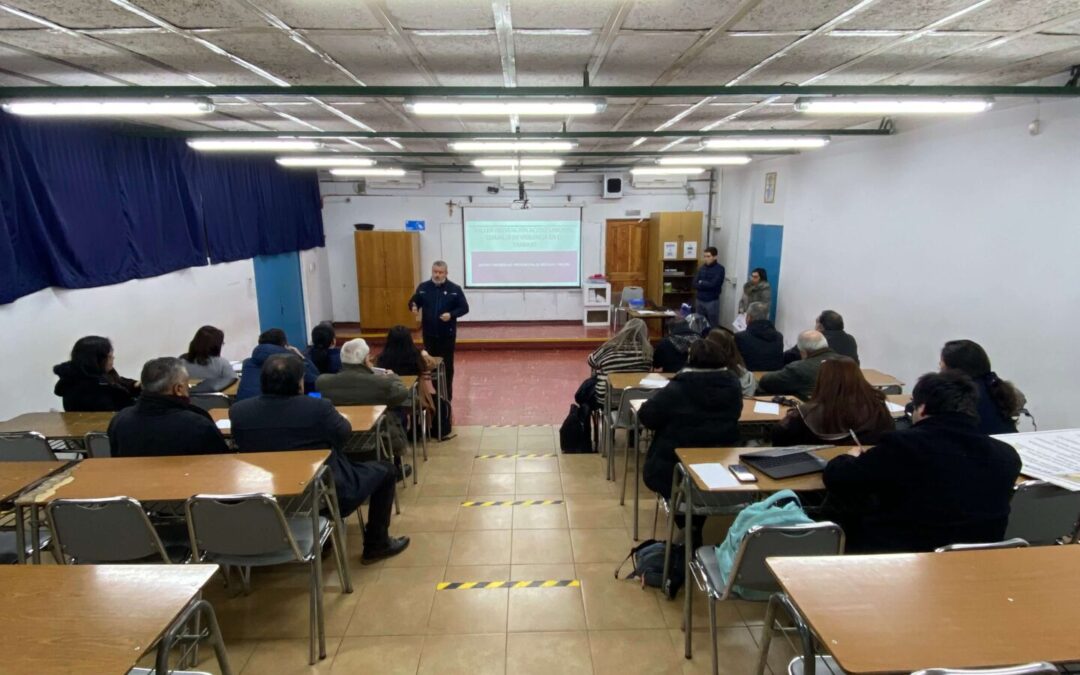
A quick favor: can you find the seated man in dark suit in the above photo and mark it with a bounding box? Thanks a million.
[229,354,409,564]
[822,370,1022,553]
[735,301,784,371]
[107,357,229,457]
[783,309,859,365]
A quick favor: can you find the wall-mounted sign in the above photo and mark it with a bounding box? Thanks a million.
[763,172,777,204]
[663,241,677,259]
[406,220,426,231]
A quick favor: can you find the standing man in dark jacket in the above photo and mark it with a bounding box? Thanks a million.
[229,354,409,564]
[693,246,725,328]
[784,310,860,365]
[108,357,229,458]
[409,260,469,400]
[734,302,785,371]
[822,370,1022,553]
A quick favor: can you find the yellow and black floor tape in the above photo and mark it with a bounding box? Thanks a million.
[460,499,564,507]
[437,579,580,590]
[475,453,556,459]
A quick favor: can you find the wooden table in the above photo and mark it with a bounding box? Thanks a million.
[752,368,904,392]
[0,564,230,675]
[0,412,114,440]
[210,404,386,436]
[677,446,850,494]
[887,393,911,417]
[0,461,67,503]
[768,546,1080,673]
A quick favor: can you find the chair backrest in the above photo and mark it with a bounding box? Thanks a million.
[0,432,57,461]
[84,432,112,458]
[728,522,845,595]
[189,393,232,411]
[911,662,1058,675]
[186,493,302,560]
[621,286,644,304]
[614,386,658,429]
[1005,480,1080,545]
[47,497,171,564]
[934,538,1029,553]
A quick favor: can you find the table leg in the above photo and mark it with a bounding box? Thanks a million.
[155,598,234,675]
[29,504,41,564]
[683,470,693,659]
[661,471,681,589]
[321,468,353,594]
[633,416,642,541]
[15,503,26,564]
[411,384,419,484]
[436,361,445,441]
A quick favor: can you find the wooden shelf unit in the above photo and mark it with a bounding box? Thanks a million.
[645,211,703,311]
[354,230,421,331]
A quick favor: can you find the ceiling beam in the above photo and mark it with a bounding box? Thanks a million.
[261,150,798,157]
[166,128,890,139]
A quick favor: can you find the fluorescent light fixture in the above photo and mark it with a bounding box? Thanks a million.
[276,156,376,168]
[630,167,705,176]
[408,99,605,117]
[471,158,565,167]
[658,155,752,166]
[794,97,993,115]
[703,137,830,150]
[329,168,407,177]
[481,169,557,177]
[2,98,214,117]
[187,138,321,152]
[449,141,577,153]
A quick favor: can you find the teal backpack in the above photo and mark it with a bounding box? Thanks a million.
[714,490,813,601]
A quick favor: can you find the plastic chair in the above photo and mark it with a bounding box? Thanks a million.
[84,431,112,458]
[0,432,57,461]
[185,492,350,664]
[687,522,845,675]
[934,538,1029,553]
[189,393,231,412]
[47,497,185,564]
[1005,480,1080,545]
[911,664,1058,675]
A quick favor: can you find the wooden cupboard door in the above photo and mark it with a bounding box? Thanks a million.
[383,233,420,289]
[358,287,389,330]
[354,231,387,288]
[605,219,649,296]
[386,287,420,328]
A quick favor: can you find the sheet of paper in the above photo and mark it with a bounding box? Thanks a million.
[215,419,231,430]
[732,313,747,332]
[689,463,741,490]
[630,398,647,412]
[753,401,781,416]
[638,375,669,389]
[993,429,1080,491]
[683,240,698,258]
[663,241,677,259]
[886,401,906,413]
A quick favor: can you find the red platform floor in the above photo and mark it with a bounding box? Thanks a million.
[451,348,592,426]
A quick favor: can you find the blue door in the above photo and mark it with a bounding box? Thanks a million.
[253,252,308,349]
[748,224,783,323]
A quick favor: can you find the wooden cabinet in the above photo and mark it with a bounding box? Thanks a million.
[645,211,703,310]
[354,231,421,330]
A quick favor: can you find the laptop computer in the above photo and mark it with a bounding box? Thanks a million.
[738,445,834,480]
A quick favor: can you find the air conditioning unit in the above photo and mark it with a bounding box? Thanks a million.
[630,173,688,189]
[364,171,424,190]
[498,174,555,191]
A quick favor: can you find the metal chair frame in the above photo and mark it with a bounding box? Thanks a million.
[0,431,58,461]
[83,431,112,458]
[935,538,1029,553]
[911,664,1058,675]
[1005,479,1080,545]
[47,496,175,564]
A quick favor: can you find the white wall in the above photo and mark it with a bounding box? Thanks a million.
[0,260,261,421]
[319,174,714,322]
[722,98,1080,429]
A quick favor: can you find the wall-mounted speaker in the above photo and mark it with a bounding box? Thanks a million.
[603,174,623,199]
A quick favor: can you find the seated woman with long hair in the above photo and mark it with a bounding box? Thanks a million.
[180,325,233,381]
[53,336,139,411]
[771,357,895,446]
[307,321,342,375]
[587,318,653,407]
[940,339,1025,434]
[376,325,437,414]
[705,328,756,396]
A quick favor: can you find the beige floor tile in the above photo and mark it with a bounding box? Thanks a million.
[378,566,446,584]
[444,565,511,581]
[389,500,459,533]
[571,528,633,564]
[330,636,424,674]
[380,531,454,568]
[734,599,768,626]
[669,626,762,675]
[558,455,605,474]
[238,637,338,674]
[479,437,518,452]
[588,629,681,675]
[577,564,667,630]
[517,425,554,437]
[510,563,577,581]
[511,503,569,529]
[422,456,475,475]
[750,624,801,675]
[515,457,559,473]
[212,583,361,641]
[567,502,629,529]
[561,473,613,495]
[456,505,514,530]
[658,586,746,631]
[427,587,509,634]
[513,473,563,494]
[511,529,574,564]
[448,529,513,566]
[468,473,517,495]
[506,631,592,675]
[418,474,470,497]
[347,580,436,636]
[183,638,257,675]
[417,633,506,675]
[472,457,519,474]
[507,586,587,632]
[517,435,555,452]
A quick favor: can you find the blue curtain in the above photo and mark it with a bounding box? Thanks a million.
[0,112,324,304]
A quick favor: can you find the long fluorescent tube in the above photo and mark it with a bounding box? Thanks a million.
[407,99,605,116]
[2,98,214,117]
[703,137,830,150]
[481,169,557,177]
[330,168,406,177]
[658,155,752,166]
[471,158,565,167]
[188,138,321,152]
[794,97,993,114]
[630,167,705,176]
[449,141,577,153]
[276,156,376,168]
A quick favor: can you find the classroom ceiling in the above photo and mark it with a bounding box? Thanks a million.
[0,0,1078,168]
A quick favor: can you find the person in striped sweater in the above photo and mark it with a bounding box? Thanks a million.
[587,318,653,406]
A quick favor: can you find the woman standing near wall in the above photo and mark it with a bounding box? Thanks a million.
[738,267,772,313]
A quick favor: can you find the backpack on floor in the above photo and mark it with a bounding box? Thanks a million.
[714,489,813,601]
[614,539,684,600]
[559,404,594,454]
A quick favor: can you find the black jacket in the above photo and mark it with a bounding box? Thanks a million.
[783,328,860,365]
[758,347,840,400]
[694,262,725,302]
[639,369,743,499]
[652,329,700,373]
[53,361,138,412]
[107,394,229,458]
[822,413,1022,553]
[735,320,785,372]
[236,344,320,401]
[409,279,469,340]
[229,394,366,515]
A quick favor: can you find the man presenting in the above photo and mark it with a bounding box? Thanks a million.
[694,246,724,328]
[409,260,469,401]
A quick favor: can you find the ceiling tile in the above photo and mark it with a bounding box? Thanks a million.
[410,34,503,85]
[738,35,889,84]
[733,0,865,31]
[511,0,618,29]
[844,0,985,30]
[950,0,1080,31]
[896,33,1080,83]
[101,32,270,85]
[515,34,598,85]
[248,0,383,29]
[304,32,431,86]
[965,45,1080,84]
[0,70,46,85]
[0,0,153,28]
[592,32,701,85]
[622,0,745,30]
[669,34,796,84]
[0,11,41,29]
[822,34,990,84]
[0,39,124,84]
[382,0,494,29]
[123,0,265,29]
[202,30,359,84]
